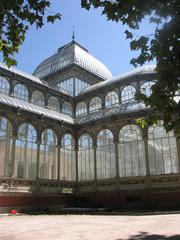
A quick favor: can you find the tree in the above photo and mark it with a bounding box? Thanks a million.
[0,0,60,66]
[0,0,179,131]
[82,0,180,131]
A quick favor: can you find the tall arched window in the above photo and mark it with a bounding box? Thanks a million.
[97,129,116,179]
[48,96,60,112]
[89,97,102,112]
[78,134,94,181]
[0,76,10,95]
[121,85,136,103]
[148,123,178,175]
[105,91,119,108]
[76,102,87,116]
[0,116,12,177]
[62,102,73,116]
[13,84,29,102]
[140,81,155,97]
[40,129,57,180]
[119,125,146,177]
[31,90,45,107]
[61,134,75,181]
[15,123,37,178]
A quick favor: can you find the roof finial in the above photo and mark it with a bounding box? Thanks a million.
[72,25,75,42]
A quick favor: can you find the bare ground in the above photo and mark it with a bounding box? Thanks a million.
[0,213,180,240]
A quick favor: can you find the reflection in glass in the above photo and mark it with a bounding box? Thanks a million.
[89,97,102,112]
[62,102,73,116]
[61,134,76,181]
[119,124,146,177]
[105,91,119,108]
[78,134,94,181]
[13,84,29,102]
[148,123,178,175]
[121,85,136,103]
[31,90,45,107]
[97,129,116,179]
[0,117,12,177]
[76,102,87,116]
[40,129,57,179]
[15,123,37,178]
[48,96,60,112]
[0,76,10,95]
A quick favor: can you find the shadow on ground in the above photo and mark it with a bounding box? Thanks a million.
[18,207,180,216]
[117,232,180,240]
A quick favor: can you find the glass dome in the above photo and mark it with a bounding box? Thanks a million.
[33,41,112,80]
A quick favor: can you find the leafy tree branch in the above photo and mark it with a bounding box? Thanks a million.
[0,0,61,67]
[82,0,180,130]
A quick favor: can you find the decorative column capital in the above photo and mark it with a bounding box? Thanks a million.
[92,141,97,148]
[113,139,119,145]
[36,134,42,143]
[36,139,41,145]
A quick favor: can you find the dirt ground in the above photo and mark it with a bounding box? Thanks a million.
[0,213,180,240]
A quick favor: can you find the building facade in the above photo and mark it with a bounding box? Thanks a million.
[0,41,180,211]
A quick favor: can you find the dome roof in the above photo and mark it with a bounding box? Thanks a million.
[33,41,112,80]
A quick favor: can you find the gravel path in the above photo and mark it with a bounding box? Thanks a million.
[0,213,180,240]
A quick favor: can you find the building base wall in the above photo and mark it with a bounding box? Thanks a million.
[1,191,180,213]
[0,192,75,213]
[75,190,180,210]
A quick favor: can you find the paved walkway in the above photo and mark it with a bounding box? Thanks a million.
[0,213,180,240]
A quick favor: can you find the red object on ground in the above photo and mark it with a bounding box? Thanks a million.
[11,209,17,214]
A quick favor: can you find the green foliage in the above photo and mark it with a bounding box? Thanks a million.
[0,0,179,130]
[0,0,61,67]
[82,0,180,131]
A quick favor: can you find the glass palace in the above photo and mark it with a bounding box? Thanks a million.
[0,40,180,210]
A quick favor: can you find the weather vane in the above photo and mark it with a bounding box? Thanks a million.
[72,25,75,42]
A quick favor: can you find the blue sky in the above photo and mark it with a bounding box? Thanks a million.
[2,0,156,77]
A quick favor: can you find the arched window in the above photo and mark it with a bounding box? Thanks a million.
[15,123,37,178]
[97,129,116,179]
[0,76,10,95]
[61,134,75,181]
[105,91,119,107]
[48,96,60,112]
[0,116,12,177]
[140,81,155,97]
[13,84,29,102]
[78,134,94,181]
[121,85,136,103]
[31,90,45,107]
[76,102,87,116]
[40,129,57,180]
[119,125,146,177]
[62,102,73,116]
[89,97,102,112]
[148,123,178,175]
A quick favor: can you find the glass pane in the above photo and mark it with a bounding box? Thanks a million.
[121,85,136,103]
[0,76,10,95]
[15,123,37,178]
[105,91,119,107]
[13,84,29,102]
[89,97,102,112]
